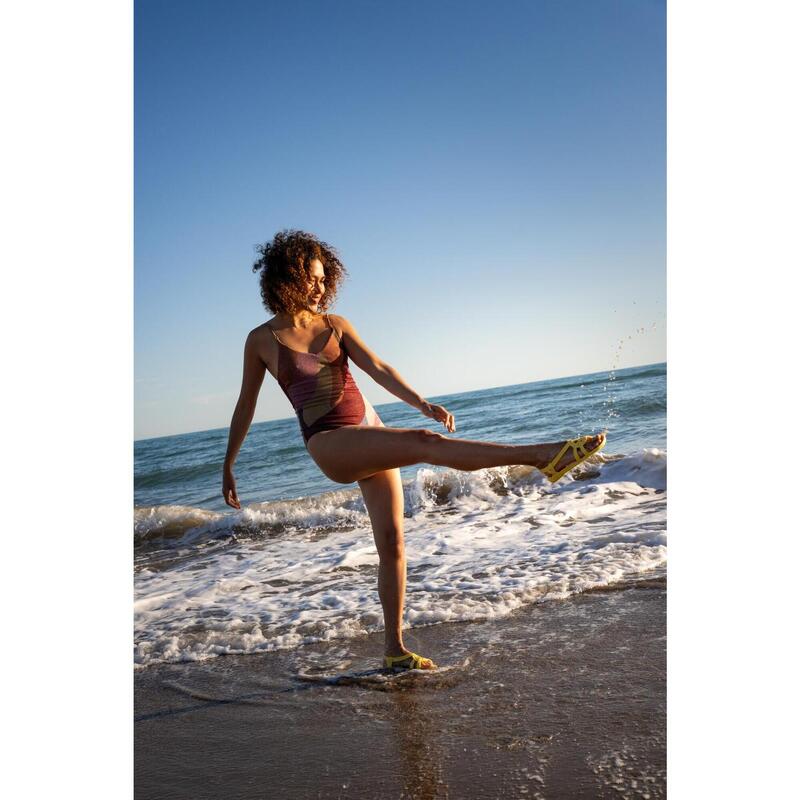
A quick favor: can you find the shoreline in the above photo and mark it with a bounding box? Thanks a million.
[136,580,665,799]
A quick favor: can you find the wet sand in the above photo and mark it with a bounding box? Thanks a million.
[135,580,665,799]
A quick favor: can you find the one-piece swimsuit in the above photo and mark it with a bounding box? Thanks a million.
[266,314,385,447]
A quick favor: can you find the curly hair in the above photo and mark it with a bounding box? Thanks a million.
[251,229,348,315]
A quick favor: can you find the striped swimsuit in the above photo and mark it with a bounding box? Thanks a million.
[267,314,385,447]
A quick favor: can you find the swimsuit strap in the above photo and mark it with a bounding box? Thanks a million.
[326,314,342,342]
[268,317,339,352]
[266,322,284,346]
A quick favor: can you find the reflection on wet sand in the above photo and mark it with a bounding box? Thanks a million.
[389,687,447,800]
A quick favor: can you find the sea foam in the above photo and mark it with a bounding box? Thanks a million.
[134,449,666,667]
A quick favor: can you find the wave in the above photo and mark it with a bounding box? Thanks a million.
[134,461,224,490]
[610,397,666,416]
[135,449,666,551]
[134,449,667,667]
[512,364,666,400]
[448,364,665,409]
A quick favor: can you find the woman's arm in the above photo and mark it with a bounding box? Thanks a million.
[331,314,455,432]
[223,331,267,507]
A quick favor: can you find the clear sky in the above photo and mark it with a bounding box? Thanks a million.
[135,0,665,441]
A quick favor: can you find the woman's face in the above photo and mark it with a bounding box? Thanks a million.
[306,258,326,308]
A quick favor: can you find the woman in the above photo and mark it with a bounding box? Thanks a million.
[222,229,605,672]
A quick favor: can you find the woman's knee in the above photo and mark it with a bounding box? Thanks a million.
[418,427,445,444]
[375,527,405,561]
[417,427,445,459]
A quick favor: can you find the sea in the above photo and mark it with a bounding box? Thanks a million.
[134,361,666,668]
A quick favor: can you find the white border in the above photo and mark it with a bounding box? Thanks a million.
[4,0,800,795]
[669,0,798,795]
[2,0,132,796]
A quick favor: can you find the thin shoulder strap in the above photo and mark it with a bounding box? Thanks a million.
[266,322,283,345]
[325,314,342,342]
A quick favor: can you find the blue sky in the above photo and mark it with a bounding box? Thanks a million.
[135,0,665,440]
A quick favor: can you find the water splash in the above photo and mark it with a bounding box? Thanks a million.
[596,316,663,432]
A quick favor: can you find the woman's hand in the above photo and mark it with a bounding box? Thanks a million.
[420,401,456,433]
[222,468,241,509]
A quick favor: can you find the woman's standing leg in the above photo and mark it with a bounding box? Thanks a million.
[358,467,411,659]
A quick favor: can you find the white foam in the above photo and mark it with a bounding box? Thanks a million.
[134,449,667,667]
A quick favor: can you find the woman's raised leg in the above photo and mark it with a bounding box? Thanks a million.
[308,425,605,484]
[357,467,413,659]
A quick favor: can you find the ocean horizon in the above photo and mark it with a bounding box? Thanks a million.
[134,360,663,444]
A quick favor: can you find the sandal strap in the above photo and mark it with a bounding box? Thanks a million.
[384,651,433,670]
[542,439,574,478]
[542,435,602,481]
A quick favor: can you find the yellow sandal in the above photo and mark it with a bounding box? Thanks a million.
[383,652,437,672]
[540,433,607,483]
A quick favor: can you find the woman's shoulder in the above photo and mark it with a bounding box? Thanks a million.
[244,322,279,373]
[326,312,351,339]
[246,321,280,355]
[249,320,276,337]
[326,312,352,328]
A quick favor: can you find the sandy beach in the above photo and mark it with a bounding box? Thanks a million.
[135,579,665,799]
